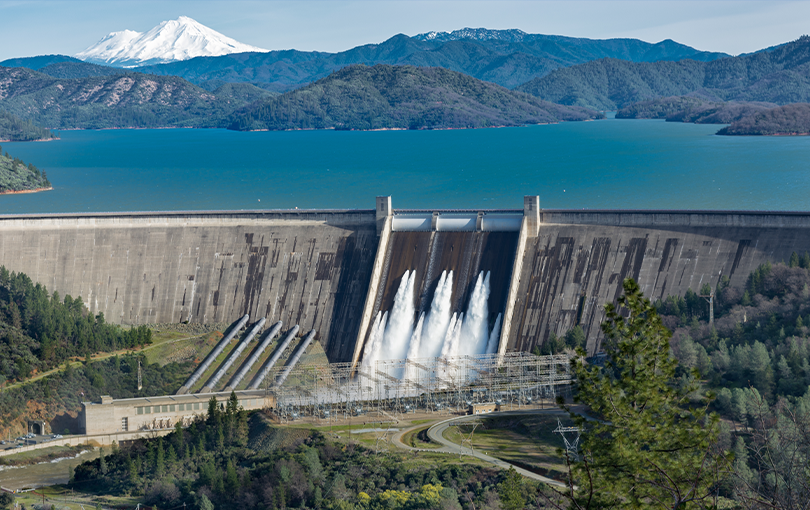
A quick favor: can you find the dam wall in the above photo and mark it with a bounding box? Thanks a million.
[4,201,810,362]
[0,210,377,362]
[507,209,810,354]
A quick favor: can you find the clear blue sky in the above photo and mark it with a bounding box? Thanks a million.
[1,1,807,61]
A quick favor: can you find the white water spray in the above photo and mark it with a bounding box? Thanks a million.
[362,269,503,382]
[362,311,388,369]
[420,270,454,358]
[460,271,491,356]
[382,270,417,361]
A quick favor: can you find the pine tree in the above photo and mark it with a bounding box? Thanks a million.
[497,467,524,510]
[790,251,800,268]
[561,278,730,509]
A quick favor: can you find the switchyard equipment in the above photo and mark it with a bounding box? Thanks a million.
[265,352,572,422]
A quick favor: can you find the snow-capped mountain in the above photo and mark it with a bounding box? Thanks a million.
[415,28,529,43]
[75,16,268,68]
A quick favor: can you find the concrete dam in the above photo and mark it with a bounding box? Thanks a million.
[3,197,810,362]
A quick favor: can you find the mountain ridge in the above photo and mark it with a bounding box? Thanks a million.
[0,66,271,129]
[130,31,728,92]
[516,36,810,110]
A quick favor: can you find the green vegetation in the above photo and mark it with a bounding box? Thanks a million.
[517,36,810,110]
[651,259,810,506]
[560,279,728,508]
[0,266,193,435]
[0,351,192,435]
[445,414,571,479]
[0,266,152,383]
[0,146,51,192]
[616,96,776,124]
[0,111,57,142]
[659,259,810,409]
[68,397,551,510]
[228,64,603,132]
[717,103,810,135]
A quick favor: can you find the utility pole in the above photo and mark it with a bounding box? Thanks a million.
[137,360,142,391]
[699,292,715,326]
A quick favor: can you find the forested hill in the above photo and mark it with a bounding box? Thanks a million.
[228,64,602,131]
[0,145,51,192]
[717,103,810,135]
[516,36,810,110]
[0,266,179,436]
[616,96,777,123]
[0,66,273,129]
[0,110,57,141]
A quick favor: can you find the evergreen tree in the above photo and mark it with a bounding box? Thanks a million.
[497,467,524,510]
[561,278,730,508]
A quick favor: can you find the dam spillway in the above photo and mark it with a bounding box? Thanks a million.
[5,199,810,362]
[356,230,519,366]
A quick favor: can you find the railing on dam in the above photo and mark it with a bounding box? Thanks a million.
[392,212,523,232]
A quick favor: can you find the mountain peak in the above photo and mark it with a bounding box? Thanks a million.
[414,28,529,43]
[75,16,268,68]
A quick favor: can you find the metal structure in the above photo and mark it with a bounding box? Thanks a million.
[177,314,249,394]
[201,317,267,392]
[553,418,581,461]
[248,325,300,390]
[264,352,573,422]
[226,321,283,390]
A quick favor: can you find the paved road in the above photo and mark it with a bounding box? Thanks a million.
[392,408,569,487]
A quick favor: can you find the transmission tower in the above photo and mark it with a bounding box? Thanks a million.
[553,418,581,461]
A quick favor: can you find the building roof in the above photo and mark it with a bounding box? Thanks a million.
[82,389,270,407]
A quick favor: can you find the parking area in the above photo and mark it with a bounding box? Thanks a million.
[1,433,64,451]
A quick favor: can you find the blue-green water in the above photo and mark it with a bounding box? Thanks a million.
[2,118,809,213]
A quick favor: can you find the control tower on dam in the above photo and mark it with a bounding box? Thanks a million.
[3,199,810,361]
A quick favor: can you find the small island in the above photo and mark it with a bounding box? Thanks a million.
[0,146,52,194]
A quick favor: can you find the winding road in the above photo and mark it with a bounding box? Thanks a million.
[392,409,569,487]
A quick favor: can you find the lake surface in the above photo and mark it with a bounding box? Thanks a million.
[2,118,809,213]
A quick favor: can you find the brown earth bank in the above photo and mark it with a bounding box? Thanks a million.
[0,187,52,195]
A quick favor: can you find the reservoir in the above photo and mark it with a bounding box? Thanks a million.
[2,118,809,213]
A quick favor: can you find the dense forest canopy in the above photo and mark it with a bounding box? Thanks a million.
[717,103,810,135]
[0,266,151,385]
[0,145,52,192]
[0,110,56,142]
[228,64,602,131]
[616,96,777,124]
